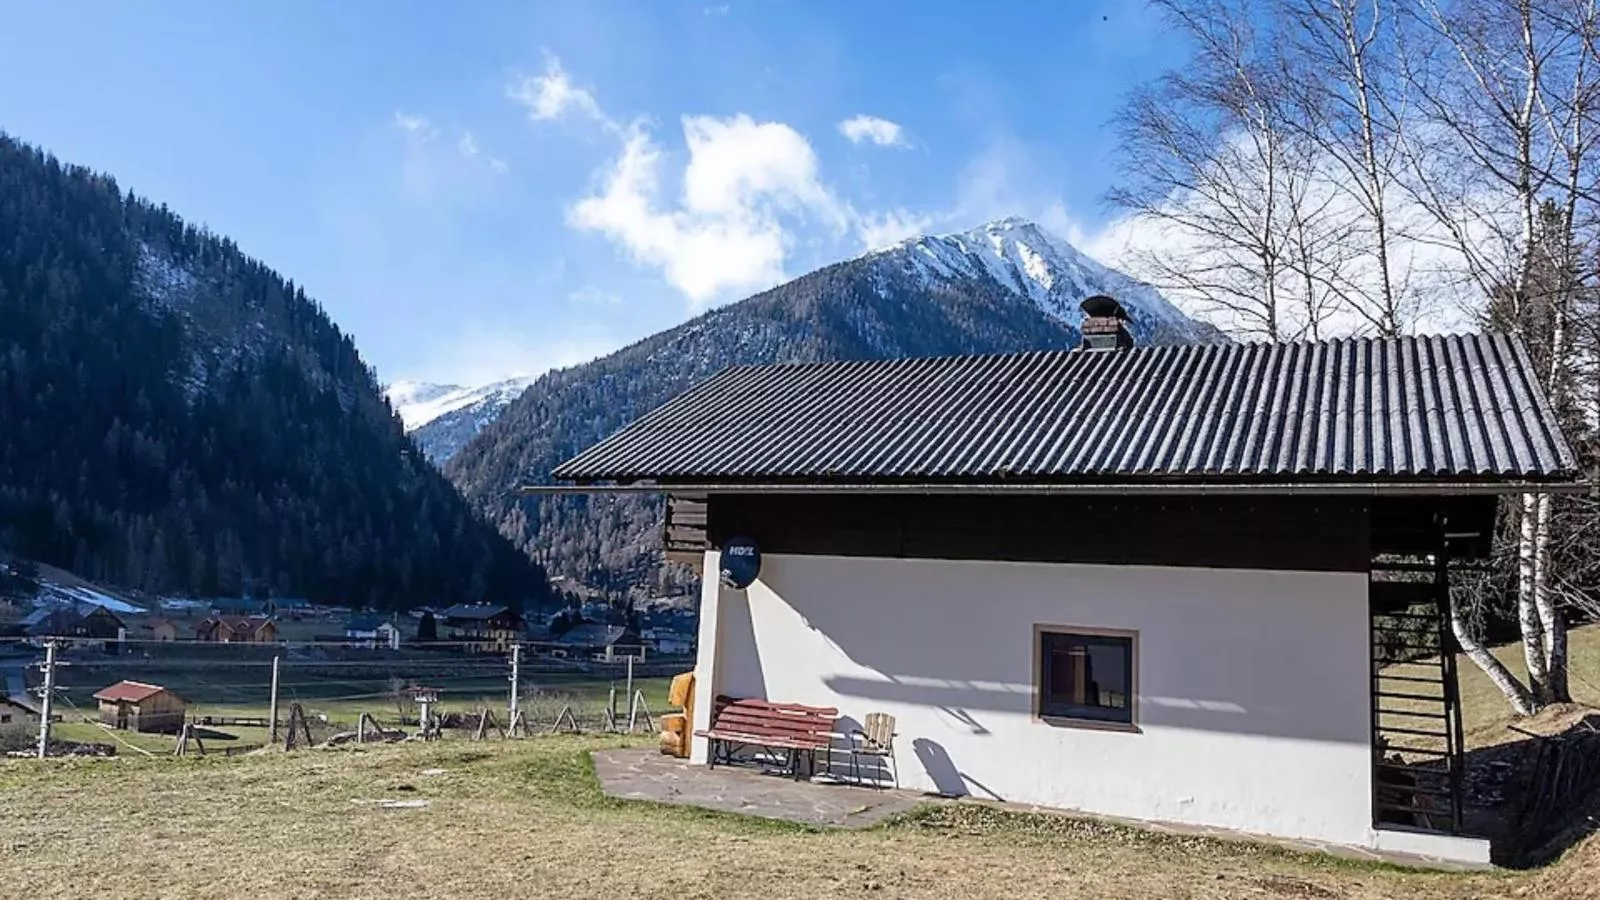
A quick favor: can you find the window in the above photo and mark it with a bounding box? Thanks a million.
[1035,627,1136,727]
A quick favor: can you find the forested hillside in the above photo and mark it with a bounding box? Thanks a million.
[0,135,551,610]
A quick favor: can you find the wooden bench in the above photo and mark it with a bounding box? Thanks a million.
[695,695,837,780]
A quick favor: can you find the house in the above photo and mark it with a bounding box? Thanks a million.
[0,695,38,728]
[147,618,178,642]
[555,624,645,661]
[544,297,1584,867]
[91,681,186,732]
[644,628,695,656]
[196,615,278,644]
[344,613,401,650]
[21,604,126,648]
[440,604,523,653]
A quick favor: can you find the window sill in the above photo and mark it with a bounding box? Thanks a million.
[1036,715,1141,734]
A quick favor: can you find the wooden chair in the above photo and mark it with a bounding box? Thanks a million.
[849,712,898,789]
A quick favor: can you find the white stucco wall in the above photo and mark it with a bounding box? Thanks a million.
[696,551,1384,849]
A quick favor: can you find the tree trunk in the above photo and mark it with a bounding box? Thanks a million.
[1517,492,1551,703]
[1452,591,1537,717]
[1533,493,1570,702]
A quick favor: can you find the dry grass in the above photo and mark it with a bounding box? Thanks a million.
[1457,623,1600,748]
[1,628,1595,897]
[0,736,1592,900]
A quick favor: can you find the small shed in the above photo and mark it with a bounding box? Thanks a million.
[0,695,38,728]
[148,618,178,642]
[92,681,186,733]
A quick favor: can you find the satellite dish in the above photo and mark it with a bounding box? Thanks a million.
[719,537,761,589]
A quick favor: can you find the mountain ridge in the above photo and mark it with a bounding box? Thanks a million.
[410,218,1219,464]
[445,217,1221,598]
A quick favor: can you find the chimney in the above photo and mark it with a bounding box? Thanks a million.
[1078,295,1134,352]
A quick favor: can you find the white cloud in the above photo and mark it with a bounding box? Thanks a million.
[856,209,934,250]
[488,157,509,174]
[458,130,480,157]
[527,59,932,307]
[507,55,607,125]
[838,114,907,148]
[393,111,436,138]
[569,117,849,306]
[704,4,731,15]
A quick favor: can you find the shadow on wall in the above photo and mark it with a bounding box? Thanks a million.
[781,556,1369,744]
[914,738,1003,801]
[717,586,767,702]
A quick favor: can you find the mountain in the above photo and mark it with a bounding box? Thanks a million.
[0,135,553,610]
[386,380,467,425]
[387,377,537,463]
[445,217,1222,599]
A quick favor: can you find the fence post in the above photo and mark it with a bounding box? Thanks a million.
[625,654,636,732]
[509,644,521,730]
[268,655,281,744]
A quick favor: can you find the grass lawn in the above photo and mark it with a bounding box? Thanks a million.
[2,736,1595,900]
[1457,623,1600,747]
[44,652,673,754]
[1,628,1593,897]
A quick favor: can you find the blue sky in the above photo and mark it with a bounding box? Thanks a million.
[0,1,1188,386]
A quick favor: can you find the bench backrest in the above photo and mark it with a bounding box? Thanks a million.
[710,695,837,748]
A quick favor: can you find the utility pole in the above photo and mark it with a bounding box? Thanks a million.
[35,639,58,759]
[268,655,281,743]
[508,644,521,727]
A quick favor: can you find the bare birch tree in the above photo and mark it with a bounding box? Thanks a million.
[1276,0,1421,335]
[1399,0,1600,708]
[1108,0,1307,340]
[1112,0,1600,717]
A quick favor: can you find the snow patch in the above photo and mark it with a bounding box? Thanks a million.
[385,378,535,431]
[860,217,1218,344]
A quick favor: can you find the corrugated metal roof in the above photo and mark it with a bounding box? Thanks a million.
[551,333,1580,488]
[92,681,170,703]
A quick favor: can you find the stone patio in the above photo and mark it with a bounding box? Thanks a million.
[591,748,924,828]
[591,749,1493,870]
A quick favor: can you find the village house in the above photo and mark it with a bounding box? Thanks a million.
[343,613,401,650]
[147,618,178,642]
[0,695,38,728]
[92,681,187,733]
[546,297,1584,867]
[555,623,646,661]
[440,604,523,653]
[643,627,695,656]
[21,604,126,649]
[195,615,277,644]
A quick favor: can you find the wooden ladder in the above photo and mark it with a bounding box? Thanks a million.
[1368,555,1466,835]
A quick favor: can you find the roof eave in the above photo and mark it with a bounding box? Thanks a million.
[522,478,1591,497]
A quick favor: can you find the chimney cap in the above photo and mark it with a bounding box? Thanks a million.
[1080,294,1129,320]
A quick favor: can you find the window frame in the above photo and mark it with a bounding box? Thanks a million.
[1031,624,1140,732]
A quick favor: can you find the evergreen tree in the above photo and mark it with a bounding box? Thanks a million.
[0,134,553,611]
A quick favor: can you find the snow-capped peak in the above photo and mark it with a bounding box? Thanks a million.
[866,217,1218,344]
[386,377,533,430]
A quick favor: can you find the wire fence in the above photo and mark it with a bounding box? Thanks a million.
[0,635,692,758]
